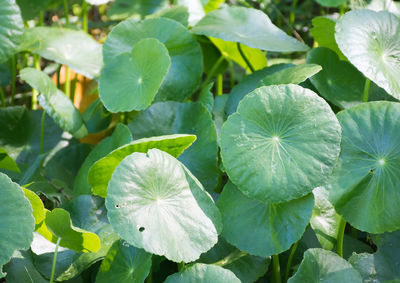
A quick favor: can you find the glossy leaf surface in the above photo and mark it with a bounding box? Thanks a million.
[0,0,23,63]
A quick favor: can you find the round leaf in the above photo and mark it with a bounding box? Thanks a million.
[128,102,219,192]
[191,6,309,52]
[221,85,341,203]
[0,0,23,63]
[217,181,313,257]
[89,134,196,198]
[0,173,34,277]
[99,38,170,113]
[335,10,400,100]
[103,18,202,102]
[107,0,168,21]
[327,101,400,233]
[105,148,221,262]
[164,264,240,283]
[315,0,346,8]
[288,248,362,282]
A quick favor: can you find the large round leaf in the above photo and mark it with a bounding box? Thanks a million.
[0,173,35,277]
[128,102,219,192]
[99,38,170,113]
[20,68,87,139]
[105,149,221,263]
[89,134,196,198]
[217,181,313,257]
[288,248,362,282]
[164,264,240,283]
[335,10,400,100]
[327,102,400,233]
[191,7,309,52]
[103,18,202,102]
[221,85,341,203]
[0,0,23,63]
[19,27,103,78]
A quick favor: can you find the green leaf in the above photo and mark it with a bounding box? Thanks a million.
[217,181,313,257]
[191,6,309,52]
[0,0,23,63]
[259,63,322,86]
[16,0,51,21]
[0,173,34,278]
[128,102,219,192]
[0,147,20,172]
[310,17,345,60]
[327,102,400,233]
[99,38,171,113]
[306,47,365,109]
[288,248,362,282]
[204,0,225,13]
[103,18,202,102]
[89,134,196,198]
[335,10,400,100]
[4,250,48,283]
[164,263,240,282]
[96,240,152,283]
[74,123,132,196]
[45,208,101,253]
[221,85,341,203]
[210,38,267,72]
[19,27,103,78]
[82,99,112,134]
[146,5,189,27]
[177,0,205,25]
[22,188,45,230]
[107,0,168,21]
[20,68,87,139]
[105,149,221,262]
[349,230,400,282]
[366,0,400,16]
[315,0,346,8]
[198,83,214,113]
[310,187,342,251]
[225,64,293,116]
[199,237,270,282]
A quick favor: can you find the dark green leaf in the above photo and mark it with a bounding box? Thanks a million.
[0,0,23,63]
[164,263,240,282]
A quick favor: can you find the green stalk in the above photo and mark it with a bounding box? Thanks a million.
[214,250,247,266]
[38,10,44,26]
[71,73,78,103]
[82,0,88,33]
[237,42,255,73]
[56,65,62,89]
[284,241,299,282]
[10,55,17,105]
[64,66,71,99]
[336,218,346,257]
[177,262,185,272]
[289,0,299,26]
[49,238,61,283]
[272,255,282,283]
[228,60,234,89]
[216,74,223,95]
[31,54,41,110]
[199,55,225,93]
[63,0,69,25]
[362,78,371,102]
[0,87,5,107]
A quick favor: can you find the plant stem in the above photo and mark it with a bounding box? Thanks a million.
[177,262,185,272]
[237,42,255,72]
[49,238,61,283]
[63,0,69,25]
[31,54,41,110]
[272,254,282,283]
[289,0,299,27]
[199,55,225,94]
[10,55,17,105]
[56,65,62,89]
[228,60,234,89]
[64,66,71,99]
[284,241,299,282]
[216,74,223,95]
[82,0,88,33]
[38,11,44,26]
[71,73,78,103]
[0,87,5,107]
[362,78,371,102]
[336,217,346,257]
[214,250,247,266]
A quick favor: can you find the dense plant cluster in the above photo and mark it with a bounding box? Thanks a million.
[0,0,400,282]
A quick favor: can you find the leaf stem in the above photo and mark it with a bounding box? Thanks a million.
[284,241,299,282]
[49,238,61,283]
[362,78,371,102]
[237,42,255,72]
[64,66,71,99]
[289,0,299,27]
[177,262,185,272]
[10,55,17,105]
[214,250,247,266]
[216,74,223,95]
[82,0,88,33]
[272,254,282,283]
[336,217,346,257]
[63,0,70,25]
[198,55,225,94]
[0,87,5,107]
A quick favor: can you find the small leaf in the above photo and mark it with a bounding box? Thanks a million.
[99,38,171,113]
[22,188,45,230]
[288,248,362,282]
[45,208,101,253]
[164,263,240,283]
[0,0,23,63]
[105,149,221,262]
[191,6,309,52]
[0,147,20,172]
[20,68,87,138]
[82,99,112,134]
[89,134,196,198]
[96,240,152,283]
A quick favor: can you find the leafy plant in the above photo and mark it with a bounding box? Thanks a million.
[0,0,400,282]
